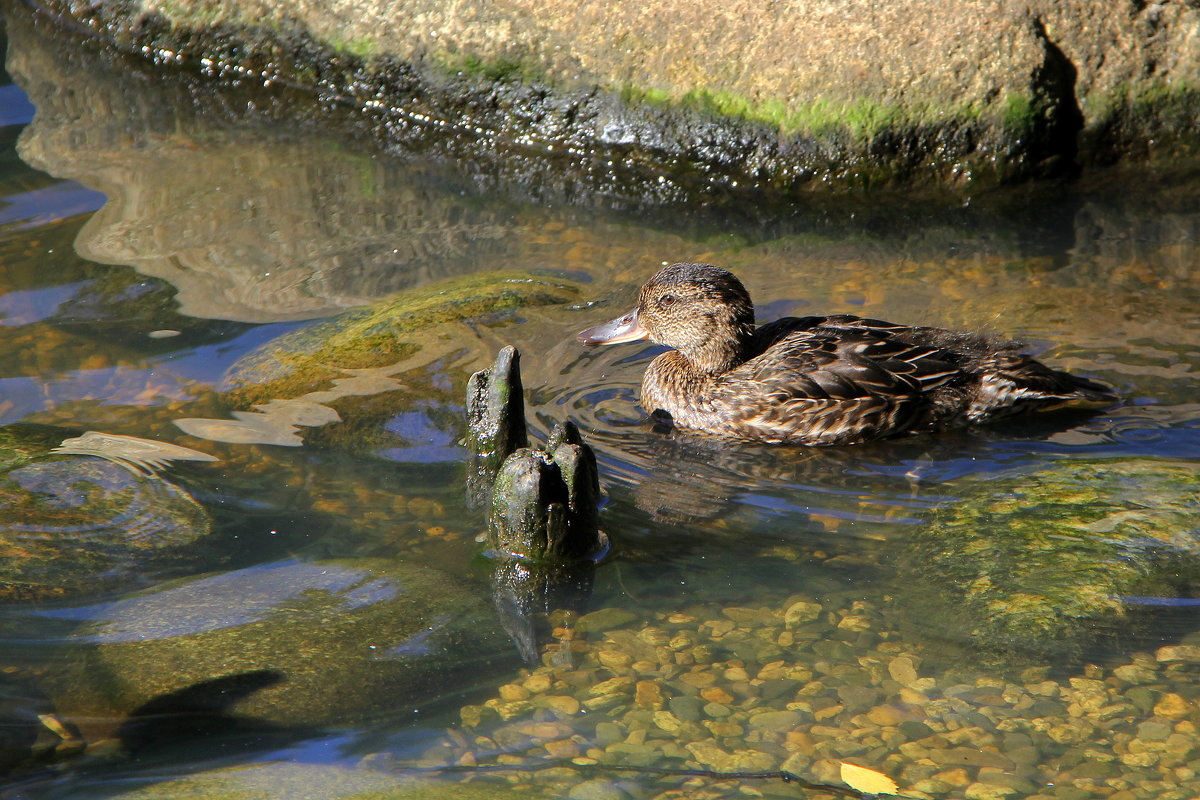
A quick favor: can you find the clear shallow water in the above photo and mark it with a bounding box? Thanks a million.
[1,5,1199,799]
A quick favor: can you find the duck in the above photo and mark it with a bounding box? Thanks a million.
[576,263,1116,445]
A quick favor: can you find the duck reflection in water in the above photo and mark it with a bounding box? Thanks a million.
[578,263,1116,446]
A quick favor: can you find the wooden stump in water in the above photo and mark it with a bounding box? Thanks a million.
[489,420,602,562]
[465,347,606,663]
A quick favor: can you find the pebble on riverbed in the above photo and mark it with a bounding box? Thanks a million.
[413,593,1200,800]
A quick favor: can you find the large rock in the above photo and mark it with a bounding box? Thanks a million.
[35,761,533,799]
[43,558,514,740]
[900,458,1200,660]
[172,270,578,451]
[22,0,1200,195]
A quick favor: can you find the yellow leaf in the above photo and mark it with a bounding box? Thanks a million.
[839,761,899,795]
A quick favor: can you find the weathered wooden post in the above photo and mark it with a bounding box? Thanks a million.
[464,346,528,510]
[465,347,607,663]
[488,421,602,562]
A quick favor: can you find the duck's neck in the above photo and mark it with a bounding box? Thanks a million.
[681,323,755,376]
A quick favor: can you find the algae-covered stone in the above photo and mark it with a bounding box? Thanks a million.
[222,270,579,406]
[45,558,512,739]
[179,271,578,452]
[0,424,212,602]
[903,458,1200,659]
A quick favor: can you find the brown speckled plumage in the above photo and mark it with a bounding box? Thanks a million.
[578,263,1116,445]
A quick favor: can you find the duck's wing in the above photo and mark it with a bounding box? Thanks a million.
[709,321,965,444]
[749,316,965,395]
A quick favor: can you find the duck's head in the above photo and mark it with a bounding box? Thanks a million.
[577,263,756,373]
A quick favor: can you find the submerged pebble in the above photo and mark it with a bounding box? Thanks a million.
[411,592,1200,800]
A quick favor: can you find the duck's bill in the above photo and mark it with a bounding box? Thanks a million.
[577,309,649,346]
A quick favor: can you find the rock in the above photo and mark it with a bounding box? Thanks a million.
[667,696,703,723]
[1152,693,1195,720]
[783,600,823,627]
[180,271,577,451]
[0,425,213,603]
[964,781,1019,800]
[888,655,920,687]
[540,695,582,716]
[929,747,1015,770]
[567,779,632,800]
[1112,663,1157,685]
[902,459,1200,661]
[867,705,922,727]
[1135,720,1173,742]
[651,711,682,732]
[44,558,512,739]
[31,0,1200,196]
[747,710,801,732]
[576,608,638,633]
[1156,645,1200,663]
[66,761,529,799]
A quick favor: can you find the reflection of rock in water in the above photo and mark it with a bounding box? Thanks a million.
[7,12,535,323]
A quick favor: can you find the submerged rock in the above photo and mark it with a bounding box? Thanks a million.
[0,424,213,602]
[39,761,532,800]
[175,271,578,452]
[902,458,1200,659]
[44,558,514,740]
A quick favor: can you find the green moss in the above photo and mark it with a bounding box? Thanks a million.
[0,423,79,471]
[624,84,981,142]
[223,270,580,408]
[329,36,377,60]
[1001,92,1035,136]
[903,459,1200,661]
[434,52,546,85]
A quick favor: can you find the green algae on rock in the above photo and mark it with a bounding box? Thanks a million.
[45,558,514,739]
[902,459,1200,660]
[175,271,579,450]
[0,424,213,603]
[221,271,578,405]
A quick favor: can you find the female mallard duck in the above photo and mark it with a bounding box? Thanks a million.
[577,263,1116,445]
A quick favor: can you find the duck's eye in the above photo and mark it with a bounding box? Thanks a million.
[659,294,677,308]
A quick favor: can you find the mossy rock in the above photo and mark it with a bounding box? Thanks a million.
[222,270,579,407]
[46,761,529,800]
[198,271,578,453]
[45,558,514,739]
[903,458,1200,659]
[0,424,211,603]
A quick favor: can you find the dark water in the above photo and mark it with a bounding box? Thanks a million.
[1,4,1199,799]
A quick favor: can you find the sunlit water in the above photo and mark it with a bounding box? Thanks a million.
[1,4,1199,799]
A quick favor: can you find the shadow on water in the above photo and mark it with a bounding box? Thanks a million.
[2,1,1200,798]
